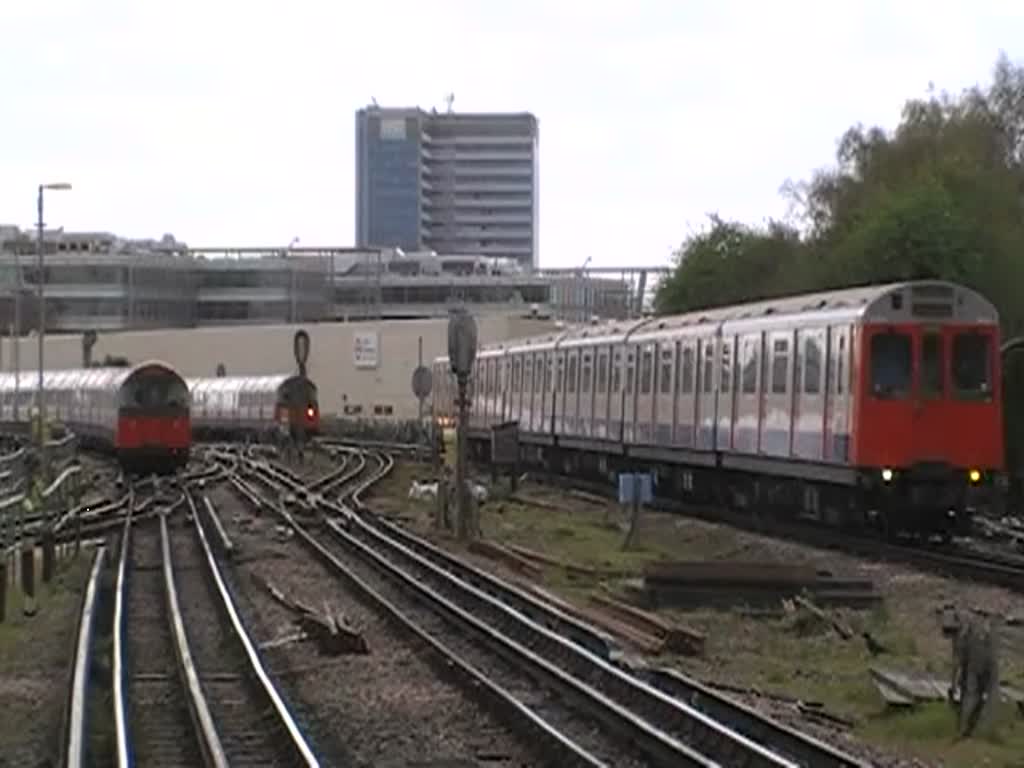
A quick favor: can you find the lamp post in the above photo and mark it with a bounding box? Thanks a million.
[36,182,72,478]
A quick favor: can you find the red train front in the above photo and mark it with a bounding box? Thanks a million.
[115,363,191,473]
[853,284,1003,535]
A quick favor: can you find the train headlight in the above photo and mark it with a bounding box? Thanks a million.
[306,407,315,419]
[881,468,894,483]
[968,469,982,484]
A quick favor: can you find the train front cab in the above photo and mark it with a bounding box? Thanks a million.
[855,309,1003,537]
[276,375,320,436]
[116,362,191,473]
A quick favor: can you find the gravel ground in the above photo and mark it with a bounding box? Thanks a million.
[0,554,94,768]
[207,483,546,768]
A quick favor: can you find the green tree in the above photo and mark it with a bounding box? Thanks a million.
[654,215,811,314]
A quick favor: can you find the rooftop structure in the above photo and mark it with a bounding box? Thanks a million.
[0,226,661,332]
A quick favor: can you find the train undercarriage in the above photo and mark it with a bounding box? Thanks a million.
[466,430,995,541]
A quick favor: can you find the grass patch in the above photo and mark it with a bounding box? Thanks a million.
[0,553,91,658]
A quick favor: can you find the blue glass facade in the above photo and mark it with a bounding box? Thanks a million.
[356,112,422,251]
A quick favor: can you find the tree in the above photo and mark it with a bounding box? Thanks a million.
[656,52,1024,470]
[654,215,812,314]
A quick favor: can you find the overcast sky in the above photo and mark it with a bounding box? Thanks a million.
[0,0,1019,268]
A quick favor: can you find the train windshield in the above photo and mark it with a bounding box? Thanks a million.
[870,332,912,398]
[122,372,190,410]
[952,332,993,400]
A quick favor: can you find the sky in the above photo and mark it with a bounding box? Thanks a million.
[0,1,1020,269]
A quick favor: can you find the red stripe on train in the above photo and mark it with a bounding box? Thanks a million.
[115,416,192,449]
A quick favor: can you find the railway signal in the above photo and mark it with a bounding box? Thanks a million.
[448,309,478,541]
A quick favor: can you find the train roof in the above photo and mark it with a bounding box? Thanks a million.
[446,281,999,362]
[186,373,316,395]
[0,360,186,391]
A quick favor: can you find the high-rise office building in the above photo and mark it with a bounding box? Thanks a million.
[355,105,539,270]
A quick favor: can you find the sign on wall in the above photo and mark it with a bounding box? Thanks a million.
[353,331,380,369]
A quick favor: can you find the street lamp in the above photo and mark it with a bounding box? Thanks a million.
[36,182,72,477]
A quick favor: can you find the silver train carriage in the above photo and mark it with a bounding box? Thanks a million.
[187,374,320,441]
[433,281,1003,535]
[0,361,191,473]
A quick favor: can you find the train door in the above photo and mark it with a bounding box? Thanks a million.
[592,347,606,438]
[521,354,532,429]
[674,339,697,448]
[824,326,851,462]
[507,356,518,427]
[483,360,491,428]
[655,341,675,446]
[636,343,655,444]
[568,349,582,435]
[526,353,538,432]
[540,351,553,434]
[716,336,736,451]
[695,337,717,450]
[516,354,527,425]
[608,349,623,441]
[517,354,528,426]
[762,333,792,457]
[794,329,826,460]
[579,349,593,437]
[733,334,758,453]
[622,345,639,443]
[912,326,947,461]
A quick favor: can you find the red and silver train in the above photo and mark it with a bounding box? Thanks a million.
[0,361,191,474]
[434,281,1004,536]
[187,374,320,441]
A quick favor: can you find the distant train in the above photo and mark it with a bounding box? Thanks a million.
[434,281,1004,537]
[187,374,320,441]
[0,361,191,474]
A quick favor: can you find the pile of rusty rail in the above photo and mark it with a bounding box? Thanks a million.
[637,561,881,610]
[466,538,704,655]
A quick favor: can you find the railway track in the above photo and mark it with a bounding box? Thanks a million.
[118,514,201,767]
[217,443,867,768]
[109,478,319,767]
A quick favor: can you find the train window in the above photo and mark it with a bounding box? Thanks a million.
[771,339,789,394]
[568,354,578,392]
[660,348,673,395]
[870,332,912,398]
[702,341,714,393]
[680,345,695,394]
[741,339,758,394]
[921,332,944,397]
[582,354,592,394]
[803,337,822,394]
[953,332,992,399]
[597,353,608,394]
[640,348,653,394]
[626,351,636,395]
[720,343,732,393]
[612,353,622,393]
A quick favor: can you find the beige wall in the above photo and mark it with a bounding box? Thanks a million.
[2,314,558,420]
